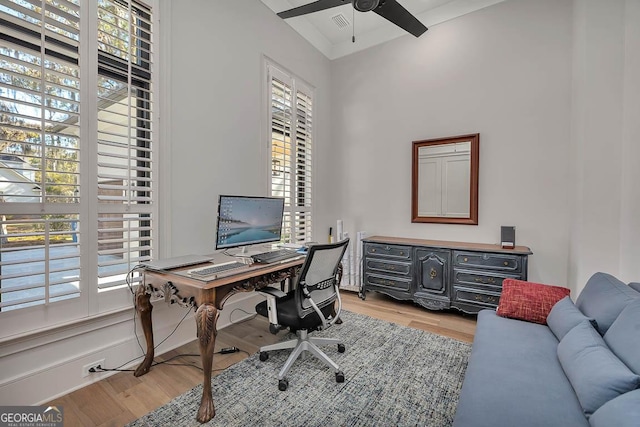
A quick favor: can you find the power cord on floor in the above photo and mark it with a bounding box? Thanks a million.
[91,347,248,374]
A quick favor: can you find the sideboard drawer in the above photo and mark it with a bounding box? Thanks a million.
[365,243,411,259]
[364,273,412,292]
[453,286,501,308]
[453,251,523,273]
[452,269,520,290]
[365,259,411,277]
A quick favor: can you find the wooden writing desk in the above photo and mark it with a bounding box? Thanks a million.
[133,256,305,423]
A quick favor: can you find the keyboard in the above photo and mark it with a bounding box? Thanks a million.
[251,248,301,264]
[188,261,247,277]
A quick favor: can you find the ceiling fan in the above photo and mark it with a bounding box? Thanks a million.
[277,0,428,38]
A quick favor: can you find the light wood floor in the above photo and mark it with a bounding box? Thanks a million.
[47,291,477,427]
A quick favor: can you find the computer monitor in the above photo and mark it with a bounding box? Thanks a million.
[215,195,285,254]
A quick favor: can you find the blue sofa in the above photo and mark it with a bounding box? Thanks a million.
[453,272,640,427]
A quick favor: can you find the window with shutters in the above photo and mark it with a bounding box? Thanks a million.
[267,61,313,244]
[0,0,156,338]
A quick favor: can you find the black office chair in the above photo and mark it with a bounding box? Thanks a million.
[255,238,350,391]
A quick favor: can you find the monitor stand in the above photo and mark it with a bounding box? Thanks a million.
[233,245,265,258]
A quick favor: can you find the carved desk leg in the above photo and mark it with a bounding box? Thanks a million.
[134,285,154,377]
[195,303,219,423]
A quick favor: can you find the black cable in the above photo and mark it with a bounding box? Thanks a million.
[228,307,258,325]
[95,348,247,373]
[126,264,145,295]
[106,302,193,372]
[152,305,193,350]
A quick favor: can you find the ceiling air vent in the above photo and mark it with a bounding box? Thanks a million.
[331,13,351,29]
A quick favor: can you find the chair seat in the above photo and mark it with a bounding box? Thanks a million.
[256,293,334,331]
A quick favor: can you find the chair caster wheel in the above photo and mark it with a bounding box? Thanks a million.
[336,371,345,383]
[269,324,280,334]
[259,352,268,362]
[337,343,345,353]
[278,378,288,391]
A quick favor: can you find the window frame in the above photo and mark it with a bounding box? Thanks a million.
[265,59,314,244]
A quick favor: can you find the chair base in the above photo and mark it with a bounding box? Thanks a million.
[259,329,344,384]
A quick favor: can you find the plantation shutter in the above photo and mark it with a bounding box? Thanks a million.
[96,0,154,290]
[0,0,82,310]
[293,88,313,243]
[0,0,157,331]
[267,62,313,244]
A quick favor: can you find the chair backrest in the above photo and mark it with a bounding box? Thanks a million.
[294,238,349,321]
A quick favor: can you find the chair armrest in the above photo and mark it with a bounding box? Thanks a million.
[258,287,287,298]
[302,283,342,330]
[258,287,287,329]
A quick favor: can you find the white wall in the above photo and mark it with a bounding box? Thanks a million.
[617,0,640,283]
[330,0,574,287]
[166,0,333,257]
[569,0,640,293]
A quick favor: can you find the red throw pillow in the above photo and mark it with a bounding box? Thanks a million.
[496,279,571,324]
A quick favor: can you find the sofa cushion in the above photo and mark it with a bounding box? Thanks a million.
[629,282,640,293]
[547,296,597,341]
[557,320,640,417]
[453,310,589,427]
[589,389,640,427]
[603,299,640,375]
[575,272,639,335]
[496,279,570,324]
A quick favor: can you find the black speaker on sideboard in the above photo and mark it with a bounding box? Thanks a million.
[501,226,515,249]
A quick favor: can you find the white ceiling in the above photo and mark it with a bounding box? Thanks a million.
[261,0,508,59]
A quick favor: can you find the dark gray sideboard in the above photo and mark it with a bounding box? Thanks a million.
[360,236,533,314]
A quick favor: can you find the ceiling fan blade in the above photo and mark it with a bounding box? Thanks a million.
[278,0,349,19]
[373,0,428,37]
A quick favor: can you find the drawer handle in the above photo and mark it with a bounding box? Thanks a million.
[400,251,404,256]
[429,268,437,279]
[371,249,376,253]
[504,261,509,266]
[475,295,497,303]
[463,257,468,262]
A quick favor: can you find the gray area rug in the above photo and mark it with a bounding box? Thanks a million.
[127,311,472,427]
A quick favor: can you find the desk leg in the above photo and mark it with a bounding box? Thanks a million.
[134,285,154,377]
[195,303,218,423]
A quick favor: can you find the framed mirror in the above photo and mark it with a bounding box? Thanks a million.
[412,133,479,225]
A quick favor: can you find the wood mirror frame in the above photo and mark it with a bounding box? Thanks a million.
[411,133,479,225]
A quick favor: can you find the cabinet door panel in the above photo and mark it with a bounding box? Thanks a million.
[415,249,449,295]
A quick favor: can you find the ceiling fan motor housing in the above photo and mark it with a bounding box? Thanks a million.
[353,0,380,12]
